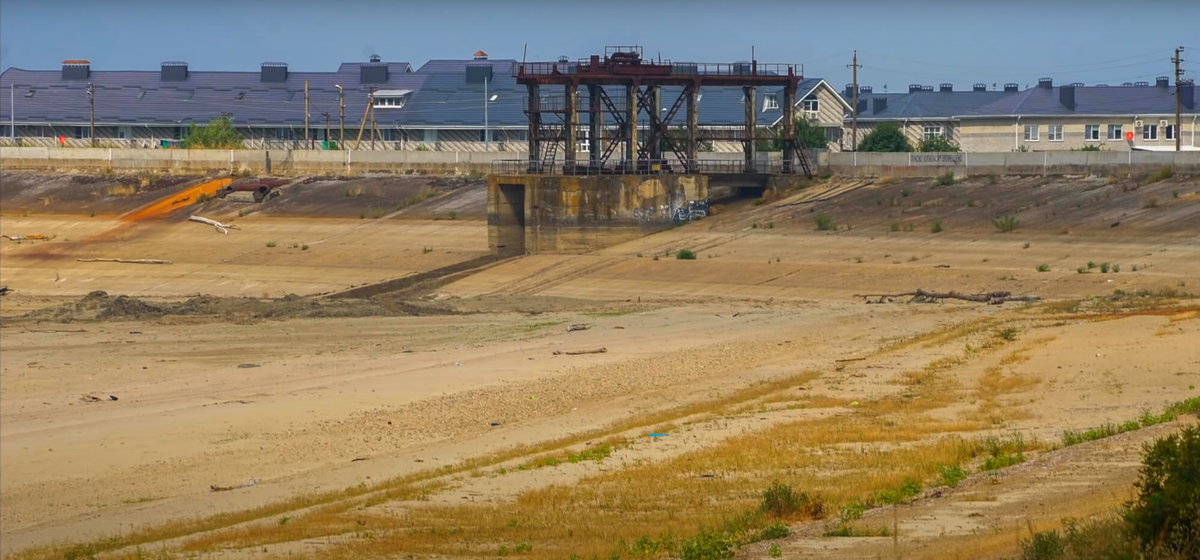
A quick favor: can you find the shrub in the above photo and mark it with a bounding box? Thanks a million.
[759,481,823,520]
[1020,529,1066,560]
[676,249,697,260]
[1142,196,1160,209]
[1123,425,1200,554]
[930,220,943,233]
[1145,167,1174,184]
[679,527,735,560]
[938,464,969,488]
[936,170,957,186]
[992,215,1019,233]
[1100,262,1111,273]
[1036,264,1050,272]
[814,213,834,231]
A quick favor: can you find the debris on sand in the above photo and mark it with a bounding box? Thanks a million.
[77,258,173,265]
[854,289,1040,305]
[210,479,256,492]
[553,348,607,356]
[566,323,590,332]
[2,234,55,243]
[4,290,462,325]
[189,215,241,235]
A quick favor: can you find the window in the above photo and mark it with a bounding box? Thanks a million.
[1048,125,1063,142]
[381,129,396,142]
[1023,124,1039,141]
[24,89,35,98]
[273,128,294,141]
[422,129,438,143]
[1166,124,1177,140]
[117,126,132,139]
[35,126,52,137]
[1084,124,1101,140]
[74,127,91,139]
[374,96,407,108]
[175,127,188,140]
[136,89,147,100]
[922,125,943,140]
[1142,124,1158,140]
[802,97,819,113]
[763,93,778,111]
[1107,124,1123,140]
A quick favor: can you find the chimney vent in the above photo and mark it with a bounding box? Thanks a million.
[1134,81,1149,87]
[939,83,953,92]
[369,54,382,63]
[859,85,872,94]
[1070,82,1084,87]
[872,97,888,115]
[1156,76,1170,88]
[844,83,854,97]
[973,83,987,92]
[1004,83,1019,92]
[473,50,489,60]
[1181,79,1195,110]
[1038,77,1053,89]
[1059,83,1076,111]
[360,61,388,84]
[260,62,288,83]
[61,60,91,81]
[161,61,189,82]
[921,85,933,92]
[908,84,922,93]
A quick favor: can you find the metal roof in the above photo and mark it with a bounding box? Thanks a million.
[0,62,422,127]
[961,84,1197,118]
[844,90,1021,121]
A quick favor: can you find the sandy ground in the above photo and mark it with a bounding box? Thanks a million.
[0,171,1198,558]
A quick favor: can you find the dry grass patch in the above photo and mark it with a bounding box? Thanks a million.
[105,184,138,197]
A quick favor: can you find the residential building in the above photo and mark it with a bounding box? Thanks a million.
[0,56,421,149]
[956,77,1198,152]
[837,83,1022,150]
[0,55,850,153]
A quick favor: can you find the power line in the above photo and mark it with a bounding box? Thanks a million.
[855,49,1166,72]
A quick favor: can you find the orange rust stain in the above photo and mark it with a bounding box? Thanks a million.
[121,178,234,222]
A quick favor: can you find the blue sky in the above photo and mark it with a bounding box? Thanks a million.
[1,0,1196,91]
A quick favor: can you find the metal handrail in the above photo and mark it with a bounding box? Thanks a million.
[491,158,798,176]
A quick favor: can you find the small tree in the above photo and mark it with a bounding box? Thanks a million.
[181,116,244,149]
[754,118,829,152]
[858,122,912,152]
[1124,425,1200,555]
[918,135,960,153]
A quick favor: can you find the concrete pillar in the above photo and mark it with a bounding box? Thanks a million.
[783,83,796,174]
[686,83,699,173]
[565,82,578,170]
[588,85,602,165]
[527,84,541,172]
[744,86,757,173]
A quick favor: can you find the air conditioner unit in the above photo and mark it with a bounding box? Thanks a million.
[1133,120,1144,128]
[1159,120,1170,129]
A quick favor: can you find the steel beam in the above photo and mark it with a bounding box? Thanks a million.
[686,84,699,173]
[588,85,602,164]
[743,86,757,173]
[527,84,541,172]
[782,82,796,174]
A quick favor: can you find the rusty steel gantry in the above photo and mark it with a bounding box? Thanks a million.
[511,46,812,178]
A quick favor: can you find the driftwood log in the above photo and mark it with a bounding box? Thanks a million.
[189,215,240,235]
[553,348,608,356]
[77,258,173,265]
[0,286,10,296]
[854,289,1040,306]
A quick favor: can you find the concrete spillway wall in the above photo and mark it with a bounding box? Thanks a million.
[488,174,709,257]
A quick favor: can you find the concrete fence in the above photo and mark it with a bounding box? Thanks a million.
[822,151,1200,177]
[3,147,1197,177]
[0,147,753,175]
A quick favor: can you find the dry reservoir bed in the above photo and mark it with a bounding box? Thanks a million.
[1,171,1199,560]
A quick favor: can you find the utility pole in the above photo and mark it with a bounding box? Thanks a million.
[304,80,310,150]
[1174,47,1185,152]
[87,81,94,148]
[323,112,331,149]
[336,85,345,150]
[848,51,861,152]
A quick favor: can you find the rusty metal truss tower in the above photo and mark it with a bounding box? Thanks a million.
[510,46,812,178]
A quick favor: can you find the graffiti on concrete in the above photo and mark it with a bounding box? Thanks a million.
[669,189,708,224]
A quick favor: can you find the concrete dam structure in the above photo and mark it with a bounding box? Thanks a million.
[488,174,708,257]
[487,46,811,257]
